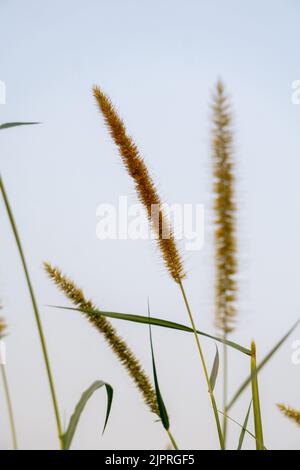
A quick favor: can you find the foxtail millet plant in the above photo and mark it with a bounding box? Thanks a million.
[277,404,300,427]
[44,262,159,417]
[92,86,185,284]
[211,80,238,443]
[93,86,224,449]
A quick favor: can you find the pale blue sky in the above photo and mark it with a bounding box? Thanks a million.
[0,0,300,449]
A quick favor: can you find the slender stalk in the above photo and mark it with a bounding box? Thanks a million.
[211,81,238,447]
[1,363,18,449]
[0,175,63,449]
[250,341,264,450]
[222,338,228,445]
[167,429,178,450]
[178,280,225,450]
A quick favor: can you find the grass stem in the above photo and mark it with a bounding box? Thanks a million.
[178,279,224,450]
[1,363,18,449]
[167,429,178,450]
[0,175,63,449]
[250,341,264,450]
[222,338,228,446]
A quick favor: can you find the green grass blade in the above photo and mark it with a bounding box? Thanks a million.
[147,303,179,448]
[51,305,251,356]
[218,408,267,448]
[0,122,40,130]
[227,318,300,411]
[63,380,113,450]
[102,384,113,435]
[237,401,252,450]
[148,303,169,431]
[251,342,264,450]
[209,345,219,391]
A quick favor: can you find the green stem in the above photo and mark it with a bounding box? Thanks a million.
[251,341,264,450]
[0,175,63,449]
[167,429,178,450]
[178,280,225,450]
[222,336,228,446]
[1,363,18,449]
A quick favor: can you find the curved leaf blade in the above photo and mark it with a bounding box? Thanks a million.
[148,303,169,431]
[218,409,267,449]
[0,122,40,130]
[63,380,113,450]
[209,345,219,391]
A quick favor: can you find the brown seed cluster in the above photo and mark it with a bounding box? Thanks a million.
[212,81,238,334]
[44,262,159,416]
[277,404,300,427]
[93,86,185,283]
[0,316,6,336]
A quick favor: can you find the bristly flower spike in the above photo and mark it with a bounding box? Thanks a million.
[212,80,238,334]
[44,262,159,416]
[277,403,300,427]
[93,86,185,283]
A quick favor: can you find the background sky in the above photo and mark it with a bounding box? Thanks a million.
[0,0,300,450]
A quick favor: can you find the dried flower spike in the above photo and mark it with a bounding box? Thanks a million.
[44,262,159,416]
[277,403,300,427]
[0,316,6,337]
[93,86,185,283]
[212,80,238,334]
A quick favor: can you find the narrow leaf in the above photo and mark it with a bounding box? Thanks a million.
[0,122,40,130]
[227,318,300,410]
[51,305,251,356]
[251,342,264,450]
[63,380,113,450]
[218,409,267,449]
[102,384,113,435]
[209,345,219,391]
[237,401,252,450]
[148,302,169,431]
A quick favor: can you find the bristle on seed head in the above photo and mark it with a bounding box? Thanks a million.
[93,86,185,283]
[212,80,238,334]
[44,262,159,416]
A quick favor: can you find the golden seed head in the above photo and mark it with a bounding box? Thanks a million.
[44,262,94,311]
[277,404,300,426]
[44,262,159,416]
[251,340,256,356]
[93,86,185,283]
[0,317,6,335]
[212,80,238,334]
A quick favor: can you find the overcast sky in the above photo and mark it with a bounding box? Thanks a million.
[0,0,300,450]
